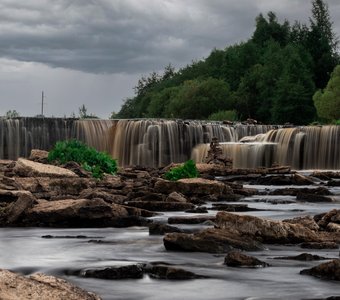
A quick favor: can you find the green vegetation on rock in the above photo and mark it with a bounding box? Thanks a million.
[48,140,117,179]
[164,160,199,181]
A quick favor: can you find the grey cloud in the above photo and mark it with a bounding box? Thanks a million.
[0,0,339,75]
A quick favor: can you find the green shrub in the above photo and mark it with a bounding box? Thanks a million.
[208,110,237,121]
[164,160,199,181]
[48,139,117,179]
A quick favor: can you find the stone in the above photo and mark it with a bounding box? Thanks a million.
[23,198,129,227]
[283,215,320,231]
[224,251,269,267]
[297,193,334,203]
[76,264,144,280]
[270,187,332,196]
[216,212,321,244]
[274,253,327,261]
[124,201,194,211]
[317,209,340,229]
[327,222,340,232]
[13,158,78,178]
[0,269,100,300]
[154,178,232,197]
[28,149,49,163]
[300,259,340,281]
[163,228,265,253]
[4,192,36,224]
[168,215,216,224]
[300,242,339,249]
[149,223,185,235]
[146,265,205,279]
[166,191,187,203]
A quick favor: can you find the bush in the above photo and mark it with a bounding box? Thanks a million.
[164,160,199,181]
[208,110,237,121]
[48,140,117,179]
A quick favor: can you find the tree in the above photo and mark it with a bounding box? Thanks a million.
[5,110,20,118]
[78,104,98,119]
[313,65,340,121]
[307,0,339,88]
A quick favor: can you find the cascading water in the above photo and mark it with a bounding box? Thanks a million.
[0,118,339,169]
[192,126,340,169]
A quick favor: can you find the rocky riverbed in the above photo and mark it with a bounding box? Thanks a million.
[0,152,339,299]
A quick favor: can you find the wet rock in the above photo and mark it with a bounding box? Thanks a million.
[4,192,36,224]
[166,191,187,203]
[0,269,100,300]
[216,212,321,244]
[283,215,320,231]
[146,265,206,279]
[13,158,78,178]
[154,178,232,197]
[327,222,340,232]
[300,259,340,281]
[270,187,332,196]
[224,251,269,267]
[124,201,194,211]
[76,264,145,279]
[255,173,314,186]
[163,228,265,253]
[28,149,49,163]
[168,215,216,224]
[316,209,340,229]
[23,198,130,227]
[210,203,258,212]
[274,253,328,261]
[327,180,340,187]
[300,242,339,249]
[42,235,104,239]
[311,171,340,180]
[149,223,185,235]
[296,193,334,203]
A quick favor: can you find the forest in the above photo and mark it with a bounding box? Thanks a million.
[115,0,340,125]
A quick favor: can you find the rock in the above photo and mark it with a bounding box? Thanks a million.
[163,228,265,253]
[224,251,269,267]
[4,192,36,224]
[300,259,340,281]
[62,161,92,178]
[216,212,321,244]
[76,264,144,279]
[146,265,205,279]
[13,158,78,178]
[300,242,339,249]
[154,178,232,197]
[283,216,320,231]
[297,193,334,203]
[255,173,314,186]
[23,198,129,227]
[0,269,100,300]
[327,180,340,187]
[166,191,187,203]
[327,222,340,232]
[168,215,216,224]
[79,188,127,204]
[270,187,332,196]
[28,149,49,163]
[124,201,194,212]
[0,189,32,203]
[210,203,258,212]
[274,253,328,261]
[317,209,340,229]
[149,223,185,235]
[185,206,208,213]
[312,171,340,179]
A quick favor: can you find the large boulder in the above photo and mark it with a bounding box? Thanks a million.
[163,228,265,253]
[216,212,322,244]
[224,251,269,268]
[28,149,49,163]
[23,198,129,227]
[13,158,77,178]
[154,178,232,197]
[0,269,100,300]
[300,259,340,281]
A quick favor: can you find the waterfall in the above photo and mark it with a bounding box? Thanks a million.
[0,118,338,169]
[192,126,340,170]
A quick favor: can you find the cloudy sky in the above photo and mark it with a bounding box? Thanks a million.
[0,0,339,118]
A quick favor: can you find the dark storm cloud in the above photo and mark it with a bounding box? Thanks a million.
[0,0,339,74]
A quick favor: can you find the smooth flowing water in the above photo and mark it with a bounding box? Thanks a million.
[0,182,339,300]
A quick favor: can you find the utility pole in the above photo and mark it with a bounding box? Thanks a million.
[41,91,44,117]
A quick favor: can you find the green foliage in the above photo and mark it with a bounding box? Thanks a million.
[115,0,338,125]
[164,160,199,181]
[208,110,237,121]
[48,140,117,179]
[5,110,20,118]
[79,104,98,119]
[313,65,340,121]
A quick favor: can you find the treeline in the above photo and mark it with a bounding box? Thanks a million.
[116,0,339,125]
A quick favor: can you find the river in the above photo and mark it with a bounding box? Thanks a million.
[0,182,339,299]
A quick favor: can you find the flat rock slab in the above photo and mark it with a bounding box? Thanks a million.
[0,269,101,300]
[14,158,77,178]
